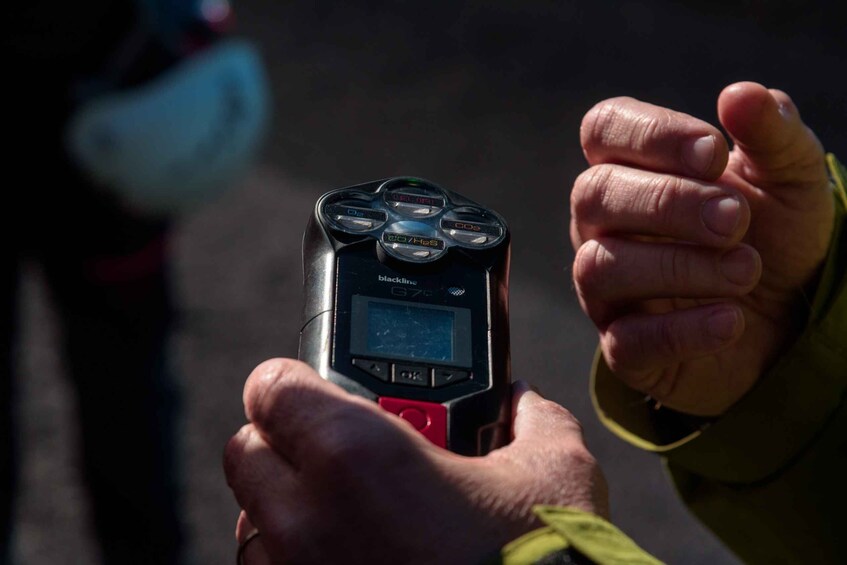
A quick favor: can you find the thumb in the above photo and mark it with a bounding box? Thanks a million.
[717,81,828,192]
[508,381,586,446]
[502,382,609,519]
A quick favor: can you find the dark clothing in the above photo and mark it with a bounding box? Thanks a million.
[3,2,184,563]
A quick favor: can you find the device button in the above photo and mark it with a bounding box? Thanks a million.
[325,205,387,232]
[392,364,430,387]
[390,201,441,217]
[336,216,376,231]
[385,192,444,218]
[433,368,470,387]
[448,230,490,245]
[352,358,390,382]
[382,232,445,249]
[326,204,387,222]
[378,397,447,448]
[382,233,446,261]
[440,218,502,246]
[391,244,433,260]
[398,408,428,430]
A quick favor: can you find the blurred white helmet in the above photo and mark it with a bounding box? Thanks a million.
[65,0,270,215]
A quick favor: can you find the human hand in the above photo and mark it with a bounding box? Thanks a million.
[224,359,608,565]
[571,82,834,416]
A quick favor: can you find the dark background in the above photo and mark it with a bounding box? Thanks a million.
[14,1,845,563]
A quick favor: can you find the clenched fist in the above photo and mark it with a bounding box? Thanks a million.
[571,82,834,416]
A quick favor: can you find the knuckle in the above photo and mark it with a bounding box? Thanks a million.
[312,428,362,466]
[603,323,666,393]
[644,174,684,227]
[222,429,277,509]
[249,361,315,429]
[579,102,607,150]
[630,107,673,151]
[540,397,585,434]
[580,97,635,152]
[304,407,395,480]
[223,426,251,483]
[247,360,294,414]
[567,444,600,470]
[573,239,613,295]
[659,245,692,290]
[655,315,685,359]
[251,358,303,387]
[309,446,370,491]
[646,367,679,401]
[602,328,631,374]
[571,165,615,223]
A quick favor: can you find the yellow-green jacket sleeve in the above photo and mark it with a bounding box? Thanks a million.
[591,154,847,564]
[500,507,662,565]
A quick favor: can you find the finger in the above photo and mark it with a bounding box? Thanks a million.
[508,381,585,446]
[571,164,751,248]
[600,303,744,388]
[223,424,302,540]
[573,239,761,325]
[504,383,608,519]
[236,510,256,543]
[243,358,422,469]
[718,82,828,191]
[581,96,729,180]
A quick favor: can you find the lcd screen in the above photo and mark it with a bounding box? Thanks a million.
[349,296,473,367]
[367,301,454,361]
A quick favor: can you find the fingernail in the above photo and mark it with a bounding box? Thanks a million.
[705,308,741,341]
[513,380,542,396]
[683,135,716,175]
[777,102,792,120]
[720,247,759,286]
[701,196,741,237]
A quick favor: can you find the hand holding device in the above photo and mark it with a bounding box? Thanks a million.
[224,359,608,565]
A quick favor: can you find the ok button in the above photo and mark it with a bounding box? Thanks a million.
[393,364,430,387]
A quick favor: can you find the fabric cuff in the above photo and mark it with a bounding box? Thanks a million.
[502,507,661,565]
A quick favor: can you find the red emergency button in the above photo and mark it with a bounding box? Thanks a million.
[378,397,447,448]
[398,408,428,430]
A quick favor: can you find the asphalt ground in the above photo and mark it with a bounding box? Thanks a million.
[13,2,846,563]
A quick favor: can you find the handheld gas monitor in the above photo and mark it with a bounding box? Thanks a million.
[299,177,511,455]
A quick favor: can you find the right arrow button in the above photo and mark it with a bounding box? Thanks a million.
[433,368,470,387]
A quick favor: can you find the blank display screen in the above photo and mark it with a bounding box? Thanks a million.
[349,295,473,368]
[367,301,454,361]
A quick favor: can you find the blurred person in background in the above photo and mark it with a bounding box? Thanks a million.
[2,1,268,563]
[225,81,845,564]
